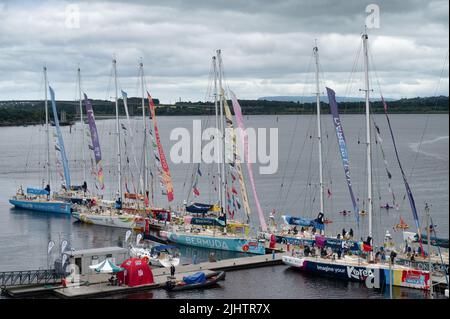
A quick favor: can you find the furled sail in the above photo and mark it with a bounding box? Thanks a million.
[382,96,424,256]
[326,87,359,224]
[230,91,267,231]
[83,94,104,190]
[147,92,174,202]
[49,86,71,189]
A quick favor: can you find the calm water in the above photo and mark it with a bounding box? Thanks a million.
[0,114,448,299]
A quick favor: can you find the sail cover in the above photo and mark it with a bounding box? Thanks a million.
[83,94,104,190]
[326,87,359,224]
[230,91,268,232]
[147,92,174,202]
[186,203,214,214]
[282,215,325,231]
[49,87,71,189]
[27,188,49,195]
[184,215,226,227]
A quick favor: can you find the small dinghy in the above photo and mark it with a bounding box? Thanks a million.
[164,271,226,292]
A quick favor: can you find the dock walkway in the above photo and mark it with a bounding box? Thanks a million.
[3,253,284,298]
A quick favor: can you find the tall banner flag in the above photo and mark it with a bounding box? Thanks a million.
[147,92,174,202]
[230,91,267,232]
[83,94,104,190]
[382,96,424,256]
[326,87,359,224]
[224,97,251,222]
[49,86,71,189]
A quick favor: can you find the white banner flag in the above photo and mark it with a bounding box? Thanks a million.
[47,240,55,254]
[125,230,132,243]
[61,240,68,253]
[136,233,142,245]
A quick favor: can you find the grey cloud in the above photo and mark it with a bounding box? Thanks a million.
[0,0,448,102]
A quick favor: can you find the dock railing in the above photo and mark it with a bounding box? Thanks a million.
[0,269,63,287]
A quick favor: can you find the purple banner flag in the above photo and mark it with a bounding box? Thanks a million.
[382,96,424,255]
[326,87,359,224]
[83,94,104,190]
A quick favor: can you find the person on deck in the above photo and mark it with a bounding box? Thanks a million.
[293,226,298,235]
[82,181,88,194]
[45,184,50,200]
[269,209,276,225]
[349,228,354,239]
[170,264,176,277]
[342,228,346,238]
[304,245,311,257]
[115,196,122,210]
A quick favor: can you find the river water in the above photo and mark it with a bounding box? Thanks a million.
[0,114,448,299]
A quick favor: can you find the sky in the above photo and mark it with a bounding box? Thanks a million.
[0,0,448,103]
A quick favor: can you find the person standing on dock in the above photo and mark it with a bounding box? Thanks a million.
[170,264,176,278]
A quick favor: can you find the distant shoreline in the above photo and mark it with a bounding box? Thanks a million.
[0,95,448,127]
[0,112,447,128]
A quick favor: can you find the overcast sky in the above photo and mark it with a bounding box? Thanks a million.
[0,0,448,103]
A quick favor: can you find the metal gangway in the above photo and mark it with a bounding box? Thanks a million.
[0,269,63,287]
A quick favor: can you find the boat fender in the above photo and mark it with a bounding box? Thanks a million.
[242,244,249,252]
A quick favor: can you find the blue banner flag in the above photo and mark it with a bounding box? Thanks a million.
[49,86,71,189]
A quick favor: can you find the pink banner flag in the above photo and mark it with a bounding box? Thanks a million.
[230,91,268,232]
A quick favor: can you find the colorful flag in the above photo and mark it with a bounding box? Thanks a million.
[147,92,174,202]
[230,91,267,231]
[49,86,71,189]
[83,94,104,190]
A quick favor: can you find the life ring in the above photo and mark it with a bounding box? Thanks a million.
[242,244,249,252]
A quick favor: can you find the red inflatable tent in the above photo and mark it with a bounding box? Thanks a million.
[117,258,154,287]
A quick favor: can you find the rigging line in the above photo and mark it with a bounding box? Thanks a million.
[343,41,363,104]
[283,110,314,212]
[369,47,449,210]
[286,115,315,213]
[407,50,448,181]
[185,58,215,202]
[276,51,314,210]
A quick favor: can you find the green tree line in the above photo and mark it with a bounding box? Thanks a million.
[0,96,447,126]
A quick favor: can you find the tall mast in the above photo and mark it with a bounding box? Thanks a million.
[426,204,433,298]
[216,49,226,216]
[313,42,324,216]
[44,66,50,188]
[362,30,373,241]
[78,66,86,183]
[212,56,223,211]
[113,57,122,199]
[140,60,148,199]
